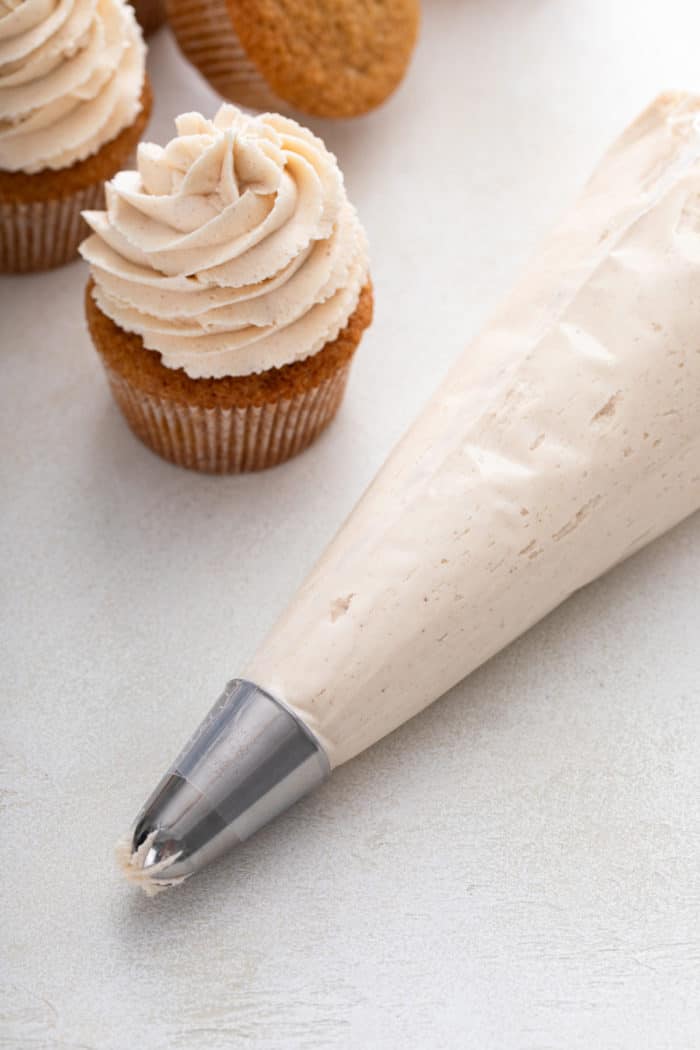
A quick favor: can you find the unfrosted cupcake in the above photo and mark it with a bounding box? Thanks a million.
[0,0,150,273]
[166,0,420,118]
[80,104,372,473]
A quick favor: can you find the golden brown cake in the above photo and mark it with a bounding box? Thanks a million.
[86,280,373,472]
[166,0,420,117]
[129,0,167,35]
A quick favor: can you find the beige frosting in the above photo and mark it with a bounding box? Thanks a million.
[115,832,189,895]
[246,92,700,768]
[0,0,145,174]
[80,104,369,379]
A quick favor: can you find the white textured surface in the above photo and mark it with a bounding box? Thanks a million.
[1,3,699,1047]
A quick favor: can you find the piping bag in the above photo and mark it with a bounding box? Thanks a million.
[121,93,700,893]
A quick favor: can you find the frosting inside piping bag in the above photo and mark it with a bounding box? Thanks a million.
[245,92,700,767]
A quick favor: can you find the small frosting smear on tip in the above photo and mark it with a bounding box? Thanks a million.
[80,103,370,379]
[115,832,189,897]
[0,0,146,173]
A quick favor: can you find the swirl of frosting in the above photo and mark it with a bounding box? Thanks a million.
[80,104,370,378]
[0,0,145,174]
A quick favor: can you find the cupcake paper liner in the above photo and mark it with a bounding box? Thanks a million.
[102,358,353,473]
[166,0,280,110]
[0,182,105,274]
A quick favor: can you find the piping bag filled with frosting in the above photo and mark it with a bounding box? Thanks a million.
[122,93,700,892]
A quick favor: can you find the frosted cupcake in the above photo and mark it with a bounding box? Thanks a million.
[166,0,420,118]
[0,0,150,272]
[80,104,372,473]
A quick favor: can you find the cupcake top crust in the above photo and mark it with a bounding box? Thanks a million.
[228,0,420,118]
[80,104,369,379]
[0,0,146,174]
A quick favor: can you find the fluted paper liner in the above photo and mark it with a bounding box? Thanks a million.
[102,358,352,472]
[166,0,281,111]
[0,183,105,273]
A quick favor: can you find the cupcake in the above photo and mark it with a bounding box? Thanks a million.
[129,0,166,36]
[80,103,373,473]
[0,0,150,273]
[166,0,420,118]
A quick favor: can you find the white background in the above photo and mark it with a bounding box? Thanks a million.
[2,2,700,1047]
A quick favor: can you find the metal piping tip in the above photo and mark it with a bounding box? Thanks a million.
[115,831,190,896]
[117,680,330,895]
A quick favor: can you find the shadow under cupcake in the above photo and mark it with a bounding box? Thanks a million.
[80,105,373,473]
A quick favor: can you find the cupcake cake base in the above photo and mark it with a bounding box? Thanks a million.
[0,81,152,274]
[85,280,374,473]
[129,0,167,35]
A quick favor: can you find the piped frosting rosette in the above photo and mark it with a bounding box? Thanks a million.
[81,104,369,378]
[0,0,145,173]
